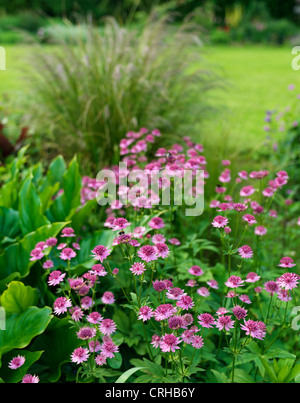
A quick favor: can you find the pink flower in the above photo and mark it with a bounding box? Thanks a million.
[70,306,84,322]
[211,215,229,228]
[241,320,266,340]
[129,262,146,275]
[168,316,184,330]
[277,289,293,302]
[87,311,103,324]
[43,260,54,269]
[191,335,204,349]
[245,272,260,283]
[232,306,247,320]
[216,307,229,315]
[238,245,253,259]
[152,234,166,244]
[91,245,111,262]
[53,297,72,315]
[239,294,251,304]
[255,225,267,236]
[71,347,90,364]
[95,354,107,366]
[29,248,44,261]
[154,242,170,259]
[61,227,76,237]
[138,306,154,321]
[240,185,255,197]
[277,272,299,290]
[148,216,165,229]
[99,319,117,335]
[90,264,108,277]
[215,315,235,331]
[8,355,25,369]
[264,281,280,296]
[168,238,181,246]
[137,245,158,262]
[154,304,177,321]
[100,340,119,359]
[242,214,257,225]
[197,287,210,297]
[233,203,248,212]
[207,279,219,289]
[188,265,203,276]
[225,276,244,288]
[151,335,161,348]
[176,295,194,310]
[101,291,115,305]
[166,287,186,300]
[46,237,57,247]
[112,217,131,231]
[198,313,215,328]
[60,247,76,261]
[81,296,94,310]
[48,270,66,286]
[77,327,97,340]
[159,334,181,353]
[21,374,39,383]
[278,257,296,268]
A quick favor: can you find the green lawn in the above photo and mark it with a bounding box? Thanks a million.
[1,43,300,151]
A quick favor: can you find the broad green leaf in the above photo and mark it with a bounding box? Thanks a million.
[46,156,82,222]
[0,207,20,239]
[211,369,230,383]
[230,368,255,383]
[18,176,50,235]
[115,367,145,383]
[0,281,39,315]
[107,352,123,369]
[0,307,52,359]
[0,350,44,383]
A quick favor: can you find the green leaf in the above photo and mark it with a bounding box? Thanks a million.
[230,368,255,383]
[0,281,39,315]
[0,350,44,383]
[46,156,82,222]
[0,207,20,239]
[18,176,50,235]
[0,307,52,359]
[211,369,230,383]
[115,367,145,383]
[107,353,123,369]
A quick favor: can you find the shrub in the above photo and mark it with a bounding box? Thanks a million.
[23,16,220,171]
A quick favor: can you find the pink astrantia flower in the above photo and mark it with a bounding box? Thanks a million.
[81,296,94,310]
[138,306,154,321]
[159,334,181,353]
[154,242,170,259]
[21,374,39,383]
[238,245,253,259]
[71,347,90,364]
[100,340,119,359]
[188,265,203,276]
[8,355,25,370]
[46,237,57,247]
[239,294,252,304]
[90,264,108,277]
[255,225,267,236]
[211,215,229,228]
[278,257,296,268]
[70,306,84,322]
[240,185,256,197]
[242,214,257,225]
[277,289,293,302]
[207,279,219,289]
[191,335,204,349]
[198,313,215,328]
[87,311,103,324]
[216,307,229,315]
[61,227,76,237]
[215,315,235,331]
[264,281,280,296]
[101,291,115,305]
[77,327,97,340]
[148,216,165,229]
[154,304,177,321]
[151,335,161,348]
[176,295,194,310]
[53,297,72,315]
[60,247,76,261]
[91,245,111,262]
[48,270,66,286]
[232,306,248,320]
[245,272,260,283]
[168,316,184,330]
[241,320,266,340]
[166,287,186,300]
[225,276,244,288]
[29,248,44,261]
[99,319,117,335]
[129,262,146,275]
[137,245,158,262]
[168,238,181,245]
[112,218,131,231]
[152,234,166,244]
[197,287,210,297]
[276,272,299,290]
[95,354,107,366]
[43,260,54,269]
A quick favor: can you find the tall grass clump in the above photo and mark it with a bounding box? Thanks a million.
[24,15,220,171]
